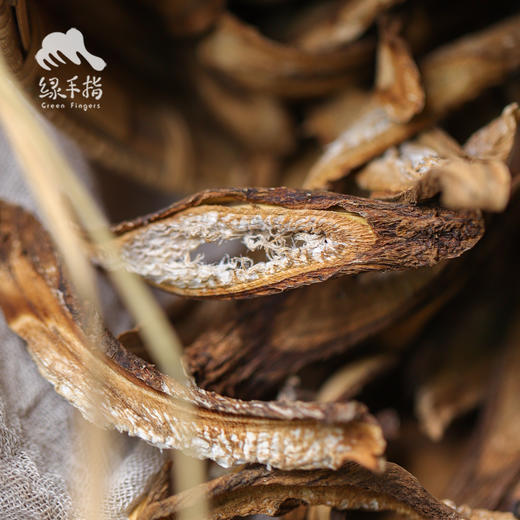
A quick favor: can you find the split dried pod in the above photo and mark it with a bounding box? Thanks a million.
[0,200,385,471]
[107,187,484,298]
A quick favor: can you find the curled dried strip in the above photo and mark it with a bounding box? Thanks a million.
[138,462,464,520]
[304,14,520,189]
[375,17,425,123]
[109,187,484,298]
[196,70,295,154]
[0,200,385,471]
[356,119,513,212]
[292,0,403,52]
[197,13,373,97]
[318,354,395,403]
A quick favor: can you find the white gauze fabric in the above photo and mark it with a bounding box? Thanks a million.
[0,123,166,520]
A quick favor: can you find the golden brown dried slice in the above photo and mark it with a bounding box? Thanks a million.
[304,14,520,189]
[197,13,373,97]
[108,187,484,299]
[137,462,466,520]
[356,110,516,212]
[0,200,385,471]
[291,0,403,52]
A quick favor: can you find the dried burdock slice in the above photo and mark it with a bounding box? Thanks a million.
[197,13,373,97]
[147,0,224,36]
[442,502,517,520]
[291,0,403,52]
[184,264,451,398]
[109,187,484,299]
[137,462,465,520]
[415,355,491,442]
[0,0,23,72]
[356,118,514,212]
[195,70,295,155]
[304,14,520,189]
[0,200,385,471]
[317,354,396,403]
[447,320,520,509]
[375,17,425,124]
[464,103,520,163]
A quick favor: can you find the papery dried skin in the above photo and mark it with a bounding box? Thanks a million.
[109,187,484,298]
[197,13,373,97]
[0,201,385,471]
[304,15,520,189]
[293,0,402,52]
[138,462,464,520]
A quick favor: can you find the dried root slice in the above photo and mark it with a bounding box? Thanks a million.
[184,264,452,398]
[197,13,373,97]
[375,17,425,124]
[356,106,517,211]
[195,70,295,154]
[443,502,517,520]
[291,0,403,52]
[0,201,385,471]
[137,462,464,520]
[447,320,520,509]
[304,14,520,189]
[109,187,484,298]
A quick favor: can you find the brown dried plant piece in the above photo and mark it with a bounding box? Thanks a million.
[146,0,224,36]
[197,13,373,97]
[375,17,425,124]
[356,107,516,212]
[108,187,484,299]
[443,502,518,520]
[292,0,403,52]
[0,200,385,471]
[196,70,295,155]
[304,14,520,189]
[185,265,449,398]
[137,462,464,520]
[317,354,396,403]
[446,320,520,509]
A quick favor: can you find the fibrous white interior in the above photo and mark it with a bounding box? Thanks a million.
[119,206,359,291]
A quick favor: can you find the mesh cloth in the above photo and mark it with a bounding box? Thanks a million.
[0,125,167,520]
